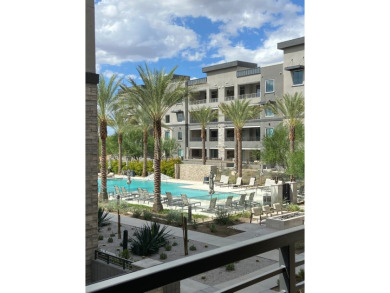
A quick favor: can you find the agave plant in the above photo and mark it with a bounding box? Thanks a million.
[130,222,171,256]
[98,207,112,231]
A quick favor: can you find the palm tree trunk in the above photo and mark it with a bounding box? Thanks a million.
[118,133,122,174]
[153,119,163,212]
[201,126,206,165]
[100,120,108,201]
[237,128,243,177]
[142,129,148,177]
[234,128,238,171]
[289,125,295,153]
[289,125,296,181]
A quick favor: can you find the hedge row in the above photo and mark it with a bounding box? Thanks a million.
[99,158,182,177]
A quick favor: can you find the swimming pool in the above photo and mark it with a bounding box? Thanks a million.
[98,178,240,200]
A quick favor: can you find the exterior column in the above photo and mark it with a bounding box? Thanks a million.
[218,123,226,160]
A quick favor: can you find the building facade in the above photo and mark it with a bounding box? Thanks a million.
[163,37,304,163]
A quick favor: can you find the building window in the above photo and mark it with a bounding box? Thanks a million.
[178,149,183,157]
[266,128,274,137]
[177,113,183,122]
[265,80,274,93]
[256,85,260,97]
[176,98,183,105]
[292,70,304,85]
[265,109,274,117]
[165,131,170,139]
[240,86,245,95]
[178,131,182,141]
[165,115,170,123]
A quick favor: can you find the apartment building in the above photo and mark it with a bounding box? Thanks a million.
[163,36,304,163]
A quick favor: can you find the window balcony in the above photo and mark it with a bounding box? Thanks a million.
[224,95,235,101]
[238,92,259,99]
[189,99,207,105]
[210,97,218,103]
[86,226,304,293]
[190,137,202,142]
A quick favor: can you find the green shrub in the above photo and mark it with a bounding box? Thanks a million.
[143,210,153,221]
[201,275,206,280]
[107,227,111,231]
[160,253,167,260]
[98,208,112,231]
[108,237,113,243]
[189,245,196,251]
[165,244,172,251]
[287,204,301,212]
[132,208,142,218]
[98,235,103,240]
[130,222,172,256]
[110,233,115,237]
[226,263,235,271]
[214,209,234,225]
[161,158,182,177]
[204,245,208,248]
[172,242,178,246]
[166,210,182,226]
[121,249,131,260]
[209,223,217,233]
[191,219,199,230]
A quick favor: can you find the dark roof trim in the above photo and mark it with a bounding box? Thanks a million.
[277,37,305,50]
[202,61,257,73]
[86,72,99,84]
[171,110,184,113]
[284,65,304,71]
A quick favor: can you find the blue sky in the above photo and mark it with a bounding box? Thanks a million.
[94,0,304,134]
[95,0,304,82]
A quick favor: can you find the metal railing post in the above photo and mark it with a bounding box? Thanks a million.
[280,243,296,293]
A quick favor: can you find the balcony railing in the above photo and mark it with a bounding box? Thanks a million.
[190,137,202,142]
[236,67,261,78]
[224,95,235,101]
[187,77,207,86]
[86,226,304,293]
[210,97,218,103]
[209,137,218,141]
[238,92,260,99]
[225,137,234,141]
[189,99,207,105]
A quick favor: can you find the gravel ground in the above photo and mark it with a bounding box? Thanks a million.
[98,221,277,286]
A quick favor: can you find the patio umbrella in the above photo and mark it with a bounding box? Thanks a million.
[125,156,129,169]
[126,170,131,192]
[209,170,215,196]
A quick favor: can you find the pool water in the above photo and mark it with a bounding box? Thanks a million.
[98,178,239,200]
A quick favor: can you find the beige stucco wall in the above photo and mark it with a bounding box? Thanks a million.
[283,44,305,96]
[177,164,217,181]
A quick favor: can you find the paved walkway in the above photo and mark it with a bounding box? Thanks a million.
[109,215,304,292]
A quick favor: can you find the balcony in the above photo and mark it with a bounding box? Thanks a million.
[86,226,304,293]
[236,67,261,78]
[189,137,202,142]
[188,77,207,86]
[238,92,260,99]
[189,99,206,105]
[210,97,218,103]
[224,95,235,101]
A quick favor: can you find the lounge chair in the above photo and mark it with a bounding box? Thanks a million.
[217,195,234,212]
[114,185,121,198]
[136,189,154,203]
[215,175,229,187]
[250,207,262,224]
[245,192,260,208]
[242,177,256,189]
[165,192,183,208]
[179,194,202,210]
[273,203,285,215]
[232,177,243,188]
[233,193,247,211]
[120,187,138,201]
[197,197,217,213]
[262,205,273,218]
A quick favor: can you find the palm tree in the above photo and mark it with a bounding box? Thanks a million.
[97,73,123,201]
[266,92,304,181]
[110,99,131,175]
[120,64,187,212]
[130,107,153,177]
[189,106,218,165]
[219,99,262,177]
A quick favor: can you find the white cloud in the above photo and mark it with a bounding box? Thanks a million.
[95,0,304,66]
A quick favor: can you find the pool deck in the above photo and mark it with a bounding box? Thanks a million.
[108,175,268,217]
